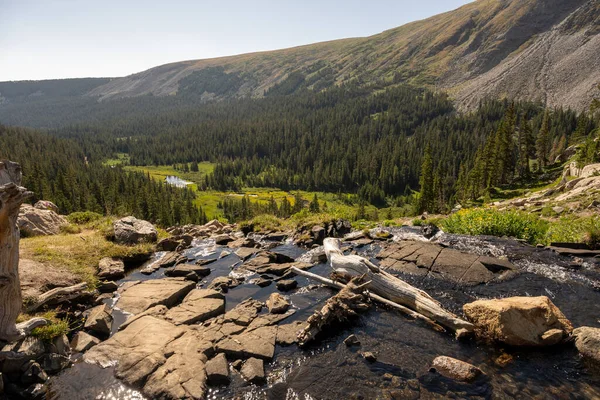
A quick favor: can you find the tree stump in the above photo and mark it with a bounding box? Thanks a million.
[0,160,32,341]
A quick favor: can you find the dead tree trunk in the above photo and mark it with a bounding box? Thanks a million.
[324,238,474,337]
[0,161,32,342]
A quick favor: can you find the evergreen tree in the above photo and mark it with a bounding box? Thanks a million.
[309,194,320,213]
[417,145,434,213]
[536,109,551,169]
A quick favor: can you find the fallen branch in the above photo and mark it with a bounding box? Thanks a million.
[291,267,444,332]
[16,317,51,335]
[323,238,473,337]
[297,276,371,346]
[27,282,88,313]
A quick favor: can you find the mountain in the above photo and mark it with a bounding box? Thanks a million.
[0,0,598,125]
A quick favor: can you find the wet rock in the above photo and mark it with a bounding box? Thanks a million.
[214,234,234,245]
[164,263,211,278]
[165,289,226,325]
[228,237,257,249]
[113,216,158,244]
[116,278,195,315]
[207,276,241,293]
[17,203,67,236]
[265,232,288,241]
[361,351,377,362]
[70,331,100,353]
[252,277,272,287]
[574,326,600,365]
[231,359,243,370]
[97,257,125,280]
[40,353,71,373]
[311,225,326,244]
[94,293,113,305]
[344,334,360,347]
[157,251,186,268]
[276,321,304,346]
[276,279,298,291]
[430,356,483,382]
[157,235,193,252]
[48,335,70,357]
[97,280,118,293]
[266,293,290,314]
[421,224,439,239]
[463,296,573,346]
[206,353,230,385]
[84,304,113,337]
[143,351,207,400]
[240,358,266,384]
[23,383,46,399]
[21,361,48,385]
[235,247,261,260]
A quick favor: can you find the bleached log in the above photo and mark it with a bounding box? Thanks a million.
[291,267,444,332]
[27,282,88,313]
[0,161,33,341]
[16,317,51,335]
[324,238,474,337]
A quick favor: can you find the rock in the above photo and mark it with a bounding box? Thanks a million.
[216,326,277,360]
[23,383,46,399]
[361,351,377,362]
[84,304,113,337]
[344,334,360,347]
[156,235,193,252]
[231,360,243,370]
[276,279,298,291]
[214,234,234,245]
[113,216,158,245]
[0,372,3,394]
[552,206,565,214]
[21,361,48,385]
[235,247,261,260]
[430,356,483,382]
[264,232,288,241]
[165,289,226,325]
[573,326,600,365]
[97,280,119,293]
[311,225,326,244]
[70,331,100,353]
[48,334,70,357]
[19,258,81,300]
[252,277,272,287]
[97,257,125,280]
[206,353,230,385]
[266,293,290,314]
[34,200,59,213]
[223,299,263,326]
[276,321,304,346]
[164,263,211,278]
[17,203,67,236]
[40,353,71,373]
[228,237,257,249]
[240,358,266,384]
[116,278,195,315]
[463,296,573,346]
[1,337,46,373]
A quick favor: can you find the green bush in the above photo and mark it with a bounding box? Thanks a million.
[59,223,82,234]
[441,208,549,244]
[68,211,103,225]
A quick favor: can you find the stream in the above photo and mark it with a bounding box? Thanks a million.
[48,228,600,399]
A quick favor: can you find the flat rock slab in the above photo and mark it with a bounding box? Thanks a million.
[165,289,226,325]
[206,353,230,385]
[276,321,304,346]
[377,241,516,285]
[216,326,277,360]
[164,263,211,278]
[116,278,195,315]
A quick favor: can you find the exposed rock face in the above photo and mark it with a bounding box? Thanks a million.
[70,331,100,353]
[240,358,266,384]
[33,200,59,213]
[84,316,208,400]
[17,204,67,236]
[266,293,290,314]
[164,289,226,325]
[463,296,573,346]
[84,304,113,336]
[573,326,600,365]
[97,257,125,280]
[116,278,195,315]
[377,241,516,285]
[431,356,483,382]
[206,353,230,385]
[113,216,158,245]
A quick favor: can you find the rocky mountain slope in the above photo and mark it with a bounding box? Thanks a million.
[1,0,598,115]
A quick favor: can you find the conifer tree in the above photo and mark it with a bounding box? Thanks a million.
[536,109,550,169]
[309,193,320,213]
[417,144,434,213]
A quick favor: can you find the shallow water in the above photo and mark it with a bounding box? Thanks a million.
[49,228,600,399]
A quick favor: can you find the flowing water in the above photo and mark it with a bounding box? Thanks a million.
[48,228,600,399]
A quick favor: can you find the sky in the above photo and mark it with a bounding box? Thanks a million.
[0,0,473,81]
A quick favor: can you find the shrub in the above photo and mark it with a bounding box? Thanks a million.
[441,208,549,244]
[67,211,103,225]
[60,223,82,234]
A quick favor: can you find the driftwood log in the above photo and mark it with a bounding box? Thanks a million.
[323,238,474,337]
[0,161,33,341]
[27,282,89,313]
[298,277,371,346]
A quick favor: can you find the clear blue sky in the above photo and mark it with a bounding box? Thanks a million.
[0,0,473,81]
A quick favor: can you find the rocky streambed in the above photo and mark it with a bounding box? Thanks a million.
[30,225,600,399]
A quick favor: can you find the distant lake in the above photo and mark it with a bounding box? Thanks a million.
[165,176,192,188]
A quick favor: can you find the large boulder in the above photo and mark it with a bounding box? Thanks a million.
[84,304,113,337]
[573,326,600,365]
[97,257,125,280]
[116,278,195,315]
[463,296,573,346]
[34,200,59,213]
[113,216,158,245]
[17,204,67,236]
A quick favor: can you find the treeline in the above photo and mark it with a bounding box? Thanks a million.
[0,125,206,226]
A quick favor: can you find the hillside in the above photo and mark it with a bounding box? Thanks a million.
[0,0,598,128]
